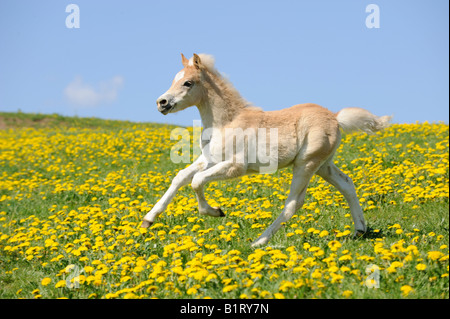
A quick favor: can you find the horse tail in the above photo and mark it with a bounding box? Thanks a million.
[336,107,392,134]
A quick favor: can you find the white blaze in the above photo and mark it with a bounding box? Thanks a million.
[174,71,185,83]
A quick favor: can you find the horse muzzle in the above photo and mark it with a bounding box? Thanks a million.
[157,95,175,115]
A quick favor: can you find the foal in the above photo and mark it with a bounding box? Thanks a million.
[141,53,392,247]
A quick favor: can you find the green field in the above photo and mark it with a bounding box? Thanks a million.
[0,112,448,299]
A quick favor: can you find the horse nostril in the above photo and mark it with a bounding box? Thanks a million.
[158,99,168,107]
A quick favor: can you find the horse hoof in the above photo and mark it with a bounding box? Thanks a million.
[251,238,267,248]
[141,220,153,228]
[354,230,365,238]
[215,207,225,217]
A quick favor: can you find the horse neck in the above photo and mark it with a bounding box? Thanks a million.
[196,72,247,130]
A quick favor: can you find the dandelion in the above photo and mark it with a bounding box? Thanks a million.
[319,230,329,238]
[133,266,145,274]
[338,255,352,262]
[328,266,339,273]
[428,251,444,261]
[93,279,103,286]
[311,269,322,279]
[186,287,198,295]
[41,277,52,286]
[205,273,217,282]
[223,284,238,293]
[416,263,427,271]
[342,290,353,298]
[330,273,344,284]
[328,240,342,252]
[105,292,119,299]
[401,285,414,297]
[120,276,132,283]
[55,280,66,288]
[84,266,95,274]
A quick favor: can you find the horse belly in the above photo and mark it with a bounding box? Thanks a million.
[246,134,298,173]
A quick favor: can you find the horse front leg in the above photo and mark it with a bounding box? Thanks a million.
[191,161,245,217]
[141,155,208,228]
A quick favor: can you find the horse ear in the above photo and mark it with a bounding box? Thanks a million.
[192,53,203,70]
[181,53,189,67]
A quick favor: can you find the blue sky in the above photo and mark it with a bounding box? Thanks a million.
[0,0,448,126]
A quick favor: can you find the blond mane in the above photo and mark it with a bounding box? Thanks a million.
[191,54,258,112]
[189,54,217,74]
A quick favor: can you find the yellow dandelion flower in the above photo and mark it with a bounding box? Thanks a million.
[133,266,144,273]
[319,230,329,237]
[416,263,427,271]
[84,266,94,274]
[400,285,414,297]
[311,270,322,279]
[41,277,51,286]
[342,290,353,298]
[273,293,285,299]
[328,240,342,251]
[120,276,132,283]
[223,284,238,293]
[427,251,444,261]
[185,287,198,295]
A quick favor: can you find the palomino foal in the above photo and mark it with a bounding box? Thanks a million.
[141,53,392,247]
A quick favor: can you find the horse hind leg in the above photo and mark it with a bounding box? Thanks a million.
[251,162,316,248]
[317,161,367,235]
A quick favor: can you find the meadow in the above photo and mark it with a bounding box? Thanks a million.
[0,112,448,299]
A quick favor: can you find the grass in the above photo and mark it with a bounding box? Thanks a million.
[0,111,448,299]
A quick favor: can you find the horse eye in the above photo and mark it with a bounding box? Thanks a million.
[183,81,193,87]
